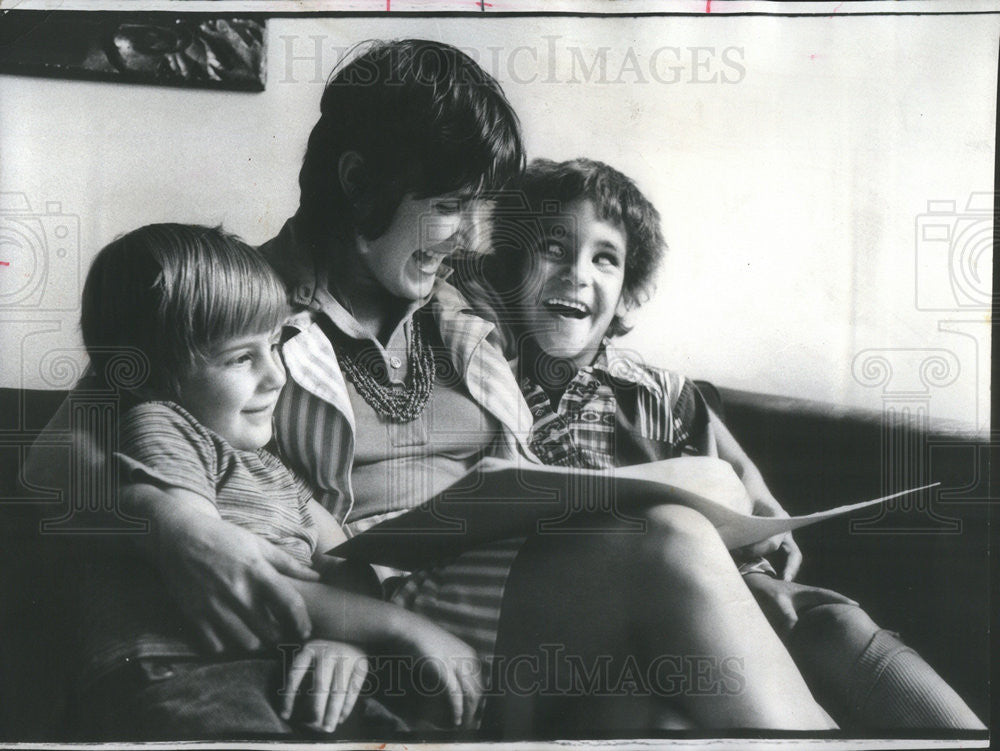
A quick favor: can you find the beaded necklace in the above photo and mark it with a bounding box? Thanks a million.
[333,314,436,423]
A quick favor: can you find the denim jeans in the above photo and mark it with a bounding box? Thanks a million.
[77,656,409,741]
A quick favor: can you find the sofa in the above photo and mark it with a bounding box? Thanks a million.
[0,385,990,739]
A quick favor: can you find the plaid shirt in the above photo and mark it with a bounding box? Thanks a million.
[523,340,714,470]
[262,220,536,533]
[522,342,774,577]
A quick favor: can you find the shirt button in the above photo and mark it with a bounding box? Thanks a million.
[389,356,402,369]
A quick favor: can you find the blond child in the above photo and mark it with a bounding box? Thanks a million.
[74,223,479,738]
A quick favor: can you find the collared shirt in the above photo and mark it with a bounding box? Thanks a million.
[523,340,714,470]
[521,340,774,577]
[261,220,536,534]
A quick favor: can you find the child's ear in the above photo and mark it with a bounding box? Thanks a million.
[615,294,631,319]
[338,151,373,219]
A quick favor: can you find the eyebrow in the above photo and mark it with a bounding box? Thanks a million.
[595,240,625,253]
[213,335,275,356]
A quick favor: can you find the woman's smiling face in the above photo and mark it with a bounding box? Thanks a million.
[517,198,628,367]
[357,192,468,302]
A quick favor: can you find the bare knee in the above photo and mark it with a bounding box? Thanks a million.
[644,504,721,544]
[791,603,881,657]
[635,505,736,591]
[796,603,880,637]
[644,504,728,557]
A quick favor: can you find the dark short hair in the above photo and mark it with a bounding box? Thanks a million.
[80,223,289,397]
[473,157,666,342]
[294,39,525,259]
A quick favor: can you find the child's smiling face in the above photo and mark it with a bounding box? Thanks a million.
[176,327,286,451]
[517,198,628,367]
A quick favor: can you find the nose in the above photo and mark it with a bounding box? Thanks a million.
[260,348,286,391]
[457,203,493,255]
[425,213,464,249]
[560,253,592,288]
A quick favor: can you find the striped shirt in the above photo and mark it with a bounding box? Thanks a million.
[260,221,538,669]
[263,220,537,536]
[77,400,320,686]
[117,401,319,566]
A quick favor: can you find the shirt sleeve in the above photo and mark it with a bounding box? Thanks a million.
[114,402,218,507]
[673,377,715,456]
[285,461,318,522]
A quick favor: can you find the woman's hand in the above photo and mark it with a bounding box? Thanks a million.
[281,639,369,733]
[743,572,858,638]
[393,616,483,729]
[124,483,320,651]
[280,581,480,728]
[160,513,320,652]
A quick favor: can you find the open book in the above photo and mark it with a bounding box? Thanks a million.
[329,456,936,570]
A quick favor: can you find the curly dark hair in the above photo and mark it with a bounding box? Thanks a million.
[463,158,665,348]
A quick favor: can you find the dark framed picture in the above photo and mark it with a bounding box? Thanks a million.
[0,12,266,91]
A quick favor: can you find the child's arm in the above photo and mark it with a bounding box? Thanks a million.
[742,573,858,637]
[708,408,803,580]
[280,638,368,733]
[122,482,319,649]
[285,578,481,729]
[306,498,348,574]
[291,491,480,727]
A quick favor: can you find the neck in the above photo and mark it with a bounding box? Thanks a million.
[327,246,409,345]
[523,342,582,408]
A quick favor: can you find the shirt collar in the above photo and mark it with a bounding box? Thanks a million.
[259,219,321,309]
[597,338,663,395]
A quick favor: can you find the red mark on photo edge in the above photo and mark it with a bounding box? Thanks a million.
[706,0,711,11]
[0,261,10,266]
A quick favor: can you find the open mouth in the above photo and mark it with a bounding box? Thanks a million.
[414,247,450,275]
[543,297,590,319]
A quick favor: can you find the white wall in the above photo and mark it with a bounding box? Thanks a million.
[1,12,994,429]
